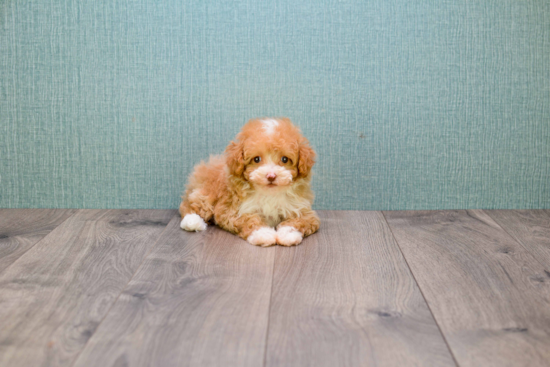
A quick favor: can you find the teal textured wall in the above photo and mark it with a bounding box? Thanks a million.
[1,0,549,210]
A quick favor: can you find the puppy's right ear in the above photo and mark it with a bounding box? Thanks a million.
[225,140,245,177]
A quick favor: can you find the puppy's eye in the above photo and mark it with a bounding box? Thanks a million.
[253,156,261,163]
[281,156,289,164]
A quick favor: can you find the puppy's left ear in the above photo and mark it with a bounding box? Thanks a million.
[297,138,316,179]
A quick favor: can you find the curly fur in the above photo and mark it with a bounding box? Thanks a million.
[179,117,320,246]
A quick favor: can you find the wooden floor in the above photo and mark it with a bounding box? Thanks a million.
[0,209,549,367]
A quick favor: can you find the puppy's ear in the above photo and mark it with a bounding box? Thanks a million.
[225,140,245,177]
[297,139,316,178]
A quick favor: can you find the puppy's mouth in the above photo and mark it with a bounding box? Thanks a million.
[263,180,288,189]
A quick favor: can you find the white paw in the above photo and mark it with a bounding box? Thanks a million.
[180,214,207,232]
[276,226,303,246]
[247,227,277,247]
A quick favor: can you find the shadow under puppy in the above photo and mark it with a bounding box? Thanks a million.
[179,117,320,246]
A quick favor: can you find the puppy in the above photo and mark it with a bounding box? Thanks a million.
[179,117,319,246]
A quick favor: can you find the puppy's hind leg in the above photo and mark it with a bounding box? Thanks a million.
[179,189,213,232]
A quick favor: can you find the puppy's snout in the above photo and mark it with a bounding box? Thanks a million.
[266,173,277,182]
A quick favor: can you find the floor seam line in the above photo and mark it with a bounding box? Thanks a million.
[0,209,81,277]
[69,210,177,367]
[380,211,462,367]
[262,249,277,367]
[482,209,550,270]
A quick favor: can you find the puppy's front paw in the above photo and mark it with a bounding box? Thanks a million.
[247,227,277,247]
[180,214,207,232]
[276,226,303,246]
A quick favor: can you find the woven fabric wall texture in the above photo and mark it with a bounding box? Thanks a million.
[1,0,549,209]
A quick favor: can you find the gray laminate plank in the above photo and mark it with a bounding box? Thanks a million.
[0,209,77,274]
[384,209,550,367]
[485,210,550,268]
[0,209,174,367]
[72,214,275,367]
[265,211,457,367]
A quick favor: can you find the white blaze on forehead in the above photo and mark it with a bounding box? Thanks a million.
[261,119,279,135]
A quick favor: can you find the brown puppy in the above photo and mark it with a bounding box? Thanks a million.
[179,117,319,246]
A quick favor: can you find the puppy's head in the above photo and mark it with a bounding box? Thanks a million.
[225,118,315,189]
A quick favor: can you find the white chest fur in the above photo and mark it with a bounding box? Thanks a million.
[238,188,310,227]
